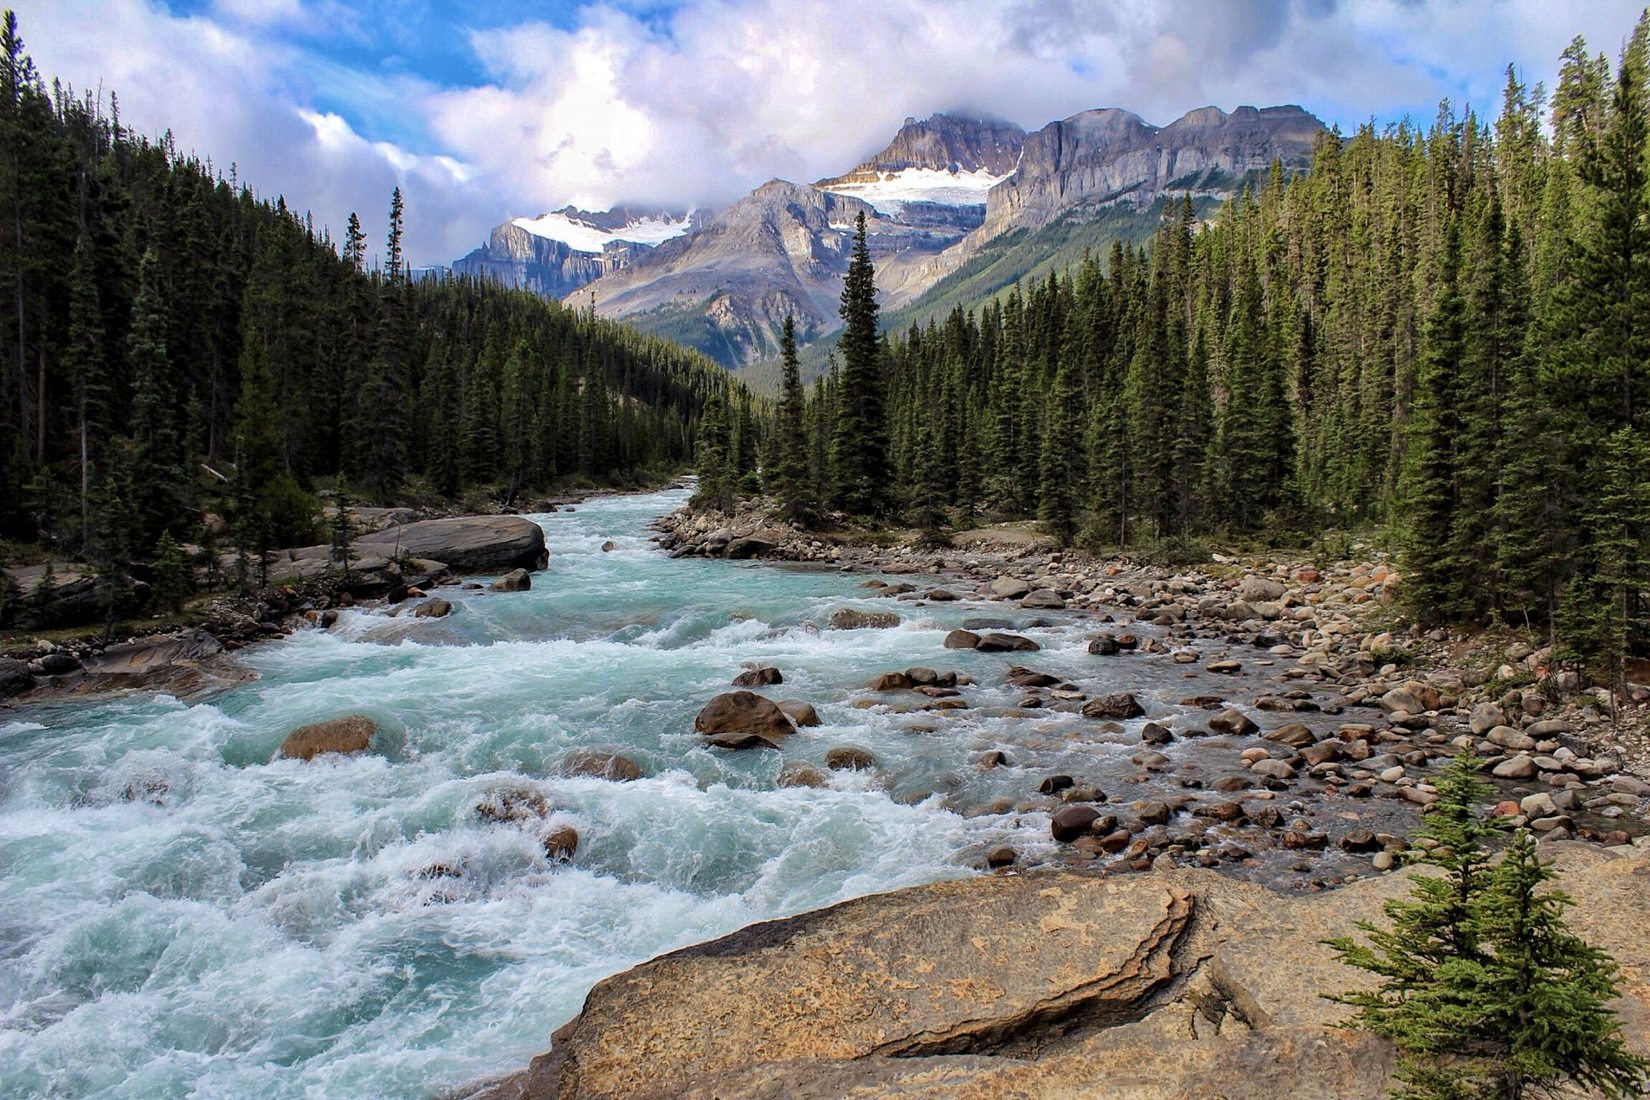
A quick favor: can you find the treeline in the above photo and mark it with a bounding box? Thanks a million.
[0,12,736,618]
[737,16,1650,677]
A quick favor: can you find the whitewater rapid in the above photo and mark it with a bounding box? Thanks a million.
[0,488,1265,1098]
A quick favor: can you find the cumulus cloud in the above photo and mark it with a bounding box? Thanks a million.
[10,0,1649,265]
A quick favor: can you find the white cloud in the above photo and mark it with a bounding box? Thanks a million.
[9,0,1649,266]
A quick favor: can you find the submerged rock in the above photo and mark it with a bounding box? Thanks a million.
[476,785,551,824]
[277,715,376,761]
[776,700,821,727]
[732,666,783,687]
[778,761,829,788]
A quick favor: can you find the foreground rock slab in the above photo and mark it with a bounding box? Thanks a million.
[473,844,1650,1100]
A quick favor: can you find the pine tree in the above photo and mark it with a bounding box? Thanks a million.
[1401,220,1470,623]
[770,315,813,521]
[692,391,735,512]
[127,247,185,545]
[150,530,193,615]
[1037,353,1082,545]
[829,212,889,515]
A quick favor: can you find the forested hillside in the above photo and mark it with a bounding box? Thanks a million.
[0,11,738,617]
[747,16,1650,677]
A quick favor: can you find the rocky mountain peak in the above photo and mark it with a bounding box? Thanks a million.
[825,113,1026,182]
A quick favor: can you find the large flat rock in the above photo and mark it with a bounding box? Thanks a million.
[551,876,1191,1099]
[357,516,548,574]
[474,843,1650,1100]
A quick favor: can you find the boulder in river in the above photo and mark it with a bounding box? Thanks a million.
[357,515,548,573]
[412,598,453,618]
[1050,804,1104,841]
[975,632,1040,653]
[778,761,829,788]
[731,666,783,687]
[278,715,376,761]
[491,569,531,592]
[828,608,900,630]
[694,691,795,749]
[476,785,551,824]
[724,537,776,560]
[943,629,981,650]
[776,700,821,727]
[1081,692,1145,720]
[560,750,644,782]
[542,826,580,862]
[825,746,877,771]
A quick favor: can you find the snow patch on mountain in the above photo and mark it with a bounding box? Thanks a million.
[820,167,1009,215]
[511,210,693,253]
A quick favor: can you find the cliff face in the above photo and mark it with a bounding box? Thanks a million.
[818,113,1026,184]
[450,223,638,300]
[980,104,1324,238]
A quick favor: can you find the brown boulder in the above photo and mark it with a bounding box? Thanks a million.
[776,700,821,727]
[476,785,551,824]
[1050,804,1104,841]
[694,692,795,749]
[412,598,453,618]
[778,762,829,789]
[732,666,783,687]
[976,632,1040,653]
[491,568,532,592]
[943,629,982,650]
[825,747,876,771]
[277,715,376,761]
[543,826,579,862]
[829,608,900,630]
[560,750,644,782]
[1082,692,1145,720]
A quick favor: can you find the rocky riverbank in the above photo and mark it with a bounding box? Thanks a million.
[0,514,550,705]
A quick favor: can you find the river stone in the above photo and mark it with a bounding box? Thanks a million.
[1487,725,1536,752]
[694,692,795,748]
[732,666,783,687]
[867,672,915,691]
[278,715,376,761]
[829,608,900,630]
[988,577,1033,599]
[412,598,453,618]
[1469,702,1505,736]
[359,515,547,573]
[825,747,876,771]
[1209,709,1259,736]
[1020,589,1066,610]
[943,629,981,650]
[975,632,1040,653]
[1050,804,1105,841]
[1082,692,1145,720]
[560,750,644,782]
[1238,575,1286,602]
[1492,754,1537,780]
[1249,758,1296,781]
[776,700,821,727]
[777,761,829,789]
[542,826,579,862]
[491,568,532,592]
[1140,722,1173,745]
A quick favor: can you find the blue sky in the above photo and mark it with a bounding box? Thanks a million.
[12,1,1649,266]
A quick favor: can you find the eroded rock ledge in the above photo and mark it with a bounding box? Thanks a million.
[470,843,1650,1100]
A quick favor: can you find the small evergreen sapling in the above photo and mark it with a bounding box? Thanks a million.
[1328,751,1646,1099]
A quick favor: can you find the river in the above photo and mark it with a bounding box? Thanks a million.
[1,487,1391,1098]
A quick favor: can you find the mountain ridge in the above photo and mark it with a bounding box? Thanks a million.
[452,104,1326,367]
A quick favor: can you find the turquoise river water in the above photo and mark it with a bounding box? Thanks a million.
[1,488,1277,1098]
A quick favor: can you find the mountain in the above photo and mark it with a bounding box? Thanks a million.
[454,106,1325,369]
[451,205,694,299]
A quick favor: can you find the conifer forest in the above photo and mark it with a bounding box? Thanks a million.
[730,18,1650,679]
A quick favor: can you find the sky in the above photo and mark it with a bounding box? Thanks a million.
[11,0,1648,266]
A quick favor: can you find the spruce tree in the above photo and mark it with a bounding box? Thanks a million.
[829,212,889,515]
[691,391,734,513]
[1472,829,1647,1100]
[771,315,813,522]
